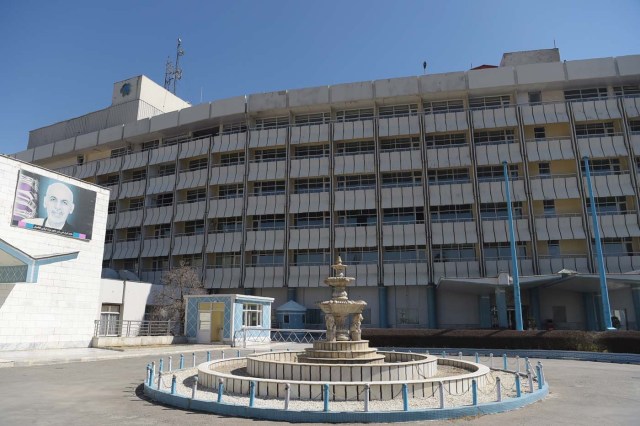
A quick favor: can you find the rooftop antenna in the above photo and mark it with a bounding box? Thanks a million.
[553,39,557,48]
[163,38,185,95]
[423,61,427,74]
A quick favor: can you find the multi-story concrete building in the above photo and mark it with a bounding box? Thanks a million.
[12,49,640,333]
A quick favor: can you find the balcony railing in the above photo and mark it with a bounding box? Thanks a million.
[94,320,181,337]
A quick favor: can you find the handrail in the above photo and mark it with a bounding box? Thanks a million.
[94,319,181,337]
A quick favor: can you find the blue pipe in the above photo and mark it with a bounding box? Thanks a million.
[583,156,614,330]
[503,161,523,331]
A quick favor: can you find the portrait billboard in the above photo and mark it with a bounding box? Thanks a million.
[10,170,97,240]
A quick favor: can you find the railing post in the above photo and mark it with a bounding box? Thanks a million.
[438,381,445,409]
[323,383,330,412]
[222,351,226,359]
[402,383,409,411]
[192,352,196,368]
[528,371,534,393]
[458,351,463,360]
[168,356,173,372]
[179,354,184,369]
[157,371,162,390]
[191,376,198,399]
[515,374,521,398]
[475,352,479,363]
[496,377,502,402]
[171,375,177,395]
[167,320,171,336]
[249,381,256,407]
[503,353,508,370]
[237,349,241,358]
[217,378,224,403]
[284,383,291,410]
[441,350,446,359]
[539,361,545,386]
[243,326,247,348]
[471,379,477,406]
[146,364,151,386]
[206,351,211,362]
[489,353,493,368]
[516,355,520,373]
[159,358,164,373]
[150,361,155,387]
[364,384,370,412]
[536,364,543,390]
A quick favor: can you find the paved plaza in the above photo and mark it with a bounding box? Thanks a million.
[0,345,638,425]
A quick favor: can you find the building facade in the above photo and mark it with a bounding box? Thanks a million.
[12,49,640,331]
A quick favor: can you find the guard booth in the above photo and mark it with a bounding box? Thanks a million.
[276,300,307,329]
[184,294,273,344]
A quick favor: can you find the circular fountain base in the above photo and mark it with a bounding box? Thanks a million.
[297,340,386,364]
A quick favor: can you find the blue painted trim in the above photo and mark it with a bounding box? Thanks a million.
[0,238,79,284]
[144,382,548,423]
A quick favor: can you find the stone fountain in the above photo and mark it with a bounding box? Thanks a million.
[297,257,385,364]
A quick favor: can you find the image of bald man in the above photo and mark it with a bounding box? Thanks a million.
[24,182,76,232]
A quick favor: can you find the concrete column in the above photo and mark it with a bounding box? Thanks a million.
[287,287,297,303]
[479,295,491,329]
[529,288,542,330]
[495,288,508,329]
[583,292,598,331]
[378,286,388,328]
[427,284,437,329]
[594,293,604,330]
[631,287,640,331]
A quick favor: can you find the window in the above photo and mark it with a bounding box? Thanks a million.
[252,180,285,195]
[534,127,546,140]
[564,87,607,101]
[184,220,205,236]
[187,157,208,171]
[630,120,640,134]
[543,200,556,217]
[538,162,551,176]
[141,140,159,152]
[251,214,286,230]
[163,134,190,146]
[99,304,121,336]
[424,133,466,148]
[213,217,243,233]
[185,188,207,203]
[477,165,518,182]
[243,304,263,327]
[601,238,633,256]
[295,112,330,125]
[218,152,245,166]
[428,168,470,184]
[337,248,378,264]
[336,140,375,155]
[255,116,289,130]
[335,108,374,122]
[336,209,377,226]
[586,197,627,214]
[397,308,419,325]
[150,256,169,271]
[76,155,85,166]
[128,197,144,211]
[336,174,376,190]
[252,148,286,162]
[213,252,241,268]
[222,121,247,134]
[423,99,464,114]
[122,259,139,272]
[107,201,117,214]
[484,242,527,259]
[430,205,473,222]
[474,129,516,145]
[480,202,523,220]
[177,254,203,267]
[294,177,329,194]
[293,212,329,229]
[98,174,120,186]
[575,122,615,138]
[125,227,140,242]
[468,95,510,109]
[248,251,284,266]
[105,229,114,244]
[383,207,425,224]
[110,146,131,158]
[153,224,171,239]
[380,137,420,152]
[528,92,542,104]
[614,85,640,97]
[580,158,620,175]
[548,240,560,256]
[292,144,329,159]
[293,250,330,266]
[131,169,147,182]
[215,184,243,199]
[381,171,422,188]
[154,193,173,207]
[378,104,418,118]
[383,246,427,263]
[157,164,175,177]
[432,244,476,261]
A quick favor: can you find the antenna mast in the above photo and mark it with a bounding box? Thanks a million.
[163,38,185,95]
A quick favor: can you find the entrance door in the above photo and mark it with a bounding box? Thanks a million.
[196,302,225,343]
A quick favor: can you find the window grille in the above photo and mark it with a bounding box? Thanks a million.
[110,146,132,158]
[534,127,546,139]
[295,112,330,125]
[153,224,171,239]
[293,177,329,194]
[432,244,476,261]
[156,163,176,177]
[185,188,207,203]
[613,85,640,97]
[292,250,331,266]
[252,180,286,195]
[430,205,474,222]
[128,197,144,211]
[378,104,418,118]
[243,304,263,327]
[480,202,523,220]
[423,99,464,114]
[293,212,330,229]
[154,193,174,207]
[213,217,243,233]
[382,207,425,224]
[131,169,147,182]
[107,201,117,214]
[213,252,241,268]
[336,209,377,226]
[564,87,607,101]
[425,133,467,148]
[336,140,375,155]
[251,214,286,230]
[187,157,208,171]
[474,129,516,145]
[125,227,141,242]
[184,220,206,236]
[248,251,285,267]
[252,148,286,162]
[380,136,420,152]
[477,165,518,182]
[141,140,159,152]
[580,158,620,175]
[223,121,247,134]
[255,116,289,130]
[575,122,615,138]
[428,168,470,184]
[538,162,551,176]
[215,184,243,199]
[336,174,376,190]
[381,171,422,188]
[218,152,245,166]
[586,197,627,214]
[292,144,329,159]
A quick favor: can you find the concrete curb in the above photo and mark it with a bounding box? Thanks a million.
[143,381,549,422]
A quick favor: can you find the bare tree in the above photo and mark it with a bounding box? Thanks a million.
[151,262,207,329]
